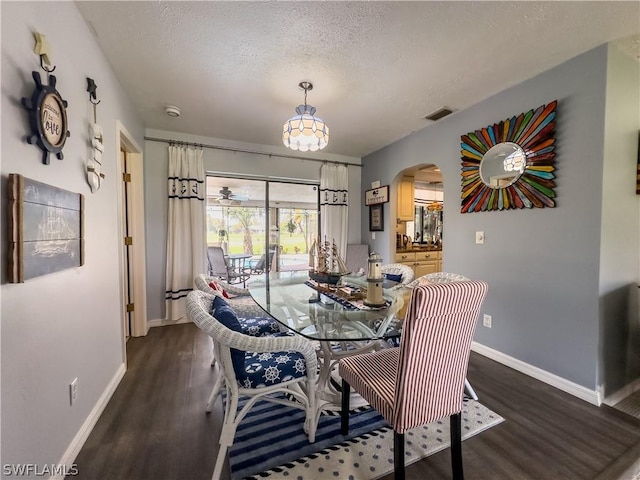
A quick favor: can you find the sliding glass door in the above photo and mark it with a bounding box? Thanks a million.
[206,176,319,275]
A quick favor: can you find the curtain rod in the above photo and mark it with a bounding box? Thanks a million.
[144,136,362,168]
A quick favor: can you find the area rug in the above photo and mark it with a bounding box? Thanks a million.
[228,395,503,480]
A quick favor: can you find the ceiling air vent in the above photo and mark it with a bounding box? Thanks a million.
[424,107,455,121]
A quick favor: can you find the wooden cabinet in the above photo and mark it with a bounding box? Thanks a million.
[395,250,441,277]
[397,176,415,221]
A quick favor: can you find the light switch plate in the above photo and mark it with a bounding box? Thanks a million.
[475,231,484,244]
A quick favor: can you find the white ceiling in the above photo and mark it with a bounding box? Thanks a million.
[75,1,640,159]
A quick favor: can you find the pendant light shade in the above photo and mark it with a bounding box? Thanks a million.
[283,82,329,152]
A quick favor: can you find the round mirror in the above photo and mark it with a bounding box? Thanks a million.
[479,142,526,189]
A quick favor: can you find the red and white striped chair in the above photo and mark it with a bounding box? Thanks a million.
[401,272,480,401]
[339,280,488,480]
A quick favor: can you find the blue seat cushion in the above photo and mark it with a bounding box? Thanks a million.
[211,296,245,375]
[383,272,403,283]
[236,347,307,389]
[385,336,401,348]
[237,316,281,336]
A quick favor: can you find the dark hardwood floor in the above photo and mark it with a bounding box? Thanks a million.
[70,323,640,480]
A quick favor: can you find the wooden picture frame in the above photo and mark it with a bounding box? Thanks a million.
[369,204,384,231]
[8,174,84,282]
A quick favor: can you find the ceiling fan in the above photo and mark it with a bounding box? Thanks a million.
[211,186,248,206]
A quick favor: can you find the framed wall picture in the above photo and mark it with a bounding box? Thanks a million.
[8,174,84,282]
[369,204,384,231]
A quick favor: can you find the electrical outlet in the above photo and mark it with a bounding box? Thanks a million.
[483,314,492,328]
[371,232,375,240]
[70,378,78,406]
[475,231,485,244]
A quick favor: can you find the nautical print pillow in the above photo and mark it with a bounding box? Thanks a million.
[211,295,245,375]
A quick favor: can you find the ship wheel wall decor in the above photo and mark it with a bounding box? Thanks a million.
[21,71,70,165]
[460,100,557,213]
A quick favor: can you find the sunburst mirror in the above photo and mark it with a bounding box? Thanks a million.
[460,100,557,213]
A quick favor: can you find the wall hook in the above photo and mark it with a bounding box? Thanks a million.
[39,55,56,73]
[86,76,105,193]
[34,32,55,74]
[86,77,100,105]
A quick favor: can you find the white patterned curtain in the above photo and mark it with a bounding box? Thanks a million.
[165,145,206,321]
[320,163,349,261]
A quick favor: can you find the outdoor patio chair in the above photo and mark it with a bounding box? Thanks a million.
[186,290,319,480]
[339,281,488,480]
[207,246,245,284]
[249,246,278,274]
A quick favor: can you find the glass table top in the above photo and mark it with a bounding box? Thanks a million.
[248,271,406,341]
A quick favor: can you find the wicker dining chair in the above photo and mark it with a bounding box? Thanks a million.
[186,290,319,480]
[381,263,415,285]
[194,273,268,320]
[194,273,282,406]
[406,271,470,288]
[339,281,488,480]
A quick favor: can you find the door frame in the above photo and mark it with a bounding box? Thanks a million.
[116,121,148,342]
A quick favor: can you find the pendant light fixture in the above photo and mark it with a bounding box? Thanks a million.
[282,81,329,152]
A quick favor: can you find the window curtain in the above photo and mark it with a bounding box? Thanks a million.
[165,145,206,321]
[320,163,349,261]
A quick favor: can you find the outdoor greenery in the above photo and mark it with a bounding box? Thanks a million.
[206,206,317,256]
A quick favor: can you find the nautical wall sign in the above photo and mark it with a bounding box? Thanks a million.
[21,71,71,164]
[365,185,389,206]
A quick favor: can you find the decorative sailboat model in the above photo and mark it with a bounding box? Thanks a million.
[308,237,350,285]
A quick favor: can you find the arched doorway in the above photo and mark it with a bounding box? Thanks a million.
[394,163,443,276]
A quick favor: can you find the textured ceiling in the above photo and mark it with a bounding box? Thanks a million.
[75,1,640,158]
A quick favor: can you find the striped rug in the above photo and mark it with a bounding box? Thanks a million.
[228,396,503,479]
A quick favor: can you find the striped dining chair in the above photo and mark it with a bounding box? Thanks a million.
[339,280,488,480]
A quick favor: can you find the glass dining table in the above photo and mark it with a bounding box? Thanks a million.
[248,271,407,410]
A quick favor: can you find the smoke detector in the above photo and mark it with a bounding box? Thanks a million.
[165,105,181,117]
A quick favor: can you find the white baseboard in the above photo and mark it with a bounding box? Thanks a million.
[148,317,191,328]
[603,376,640,407]
[54,363,126,480]
[471,342,601,406]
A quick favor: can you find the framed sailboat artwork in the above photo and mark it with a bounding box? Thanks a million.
[7,174,84,282]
